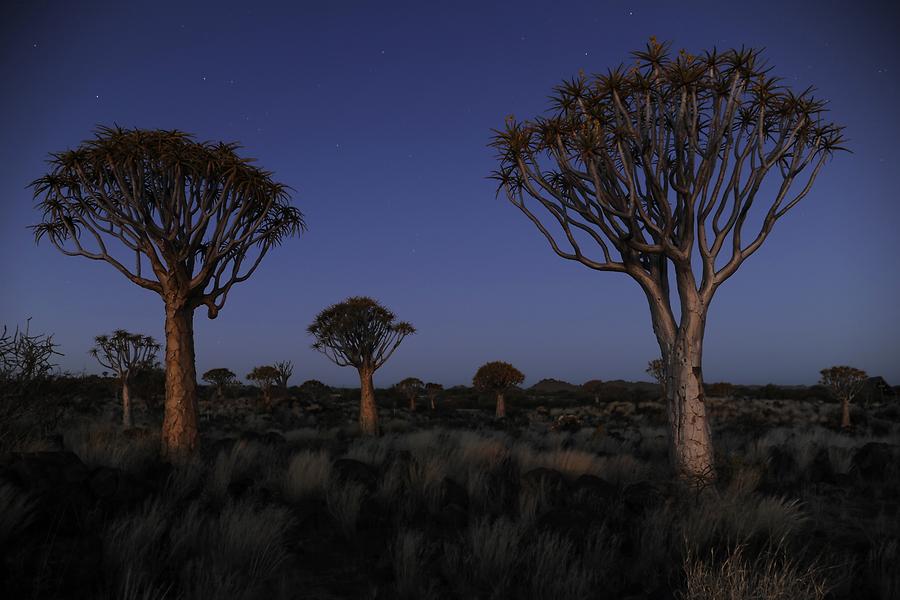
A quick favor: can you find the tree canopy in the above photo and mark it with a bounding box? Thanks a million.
[31,126,305,318]
[473,361,525,392]
[308,296,415,371]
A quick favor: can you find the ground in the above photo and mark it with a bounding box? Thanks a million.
[1,380,898,599]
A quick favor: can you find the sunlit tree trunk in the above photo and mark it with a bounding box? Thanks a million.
[358,366,379,435]
[121,377,133,428]
[841,397,852,429]
[162,300,199,461]
[495,393,506,418]
[409,396,416,411]
[647,276,716,484]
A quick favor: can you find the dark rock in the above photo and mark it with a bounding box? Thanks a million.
[521,468,568,492]
[262,431,287,447]
[572,474,617,503]
[623,481,662,513]
[228,477,255,498]
[434,503,469,529]
[332,458,379,490]
[88,466,120,499]
[852,442,898,481]
[439,477,469,510]
[122,427,153,440]
[808,448,835,484]
[766,446,798,484]
[535,506,599,542]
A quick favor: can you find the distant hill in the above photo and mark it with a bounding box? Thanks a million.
[529,378,581,393]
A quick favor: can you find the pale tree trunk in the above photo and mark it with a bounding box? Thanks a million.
[495,392,506,418]
[648,281,716,484]
[161,300,199,461]
[409,396,416,411]
[358,366,379,435]
[841,397,852,429]
[121,377,133,428]
[430,396,436,410]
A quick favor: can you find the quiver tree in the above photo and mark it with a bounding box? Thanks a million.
[298,379,330,403]
[473,361,525,418]
[820,366,867,430]
[247,365,280,408]
[491,40,844,482]
[646,359,666,397]
[274,360,294,389]
[31,127,305,460]
[202,368,237,400]
[425,382,443,410]
[308,296,415,435]
[395,377,424,411]
[582,379,604,404]
[90,329,160,427]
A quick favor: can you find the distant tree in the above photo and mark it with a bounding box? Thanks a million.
[395,377,424,411]
[425,382,444,410]
[132,362,165,412]
[706,382,734,399]
[308,297,415,435]
[473,361,525,418]
[274,360,294,389]
[298,379,330,403]
[491,40,844,482]
[247,365,280,408]
[820,366,868,430]
[202,368,237,400]
[31,127,305,460]
[582,379,604,404]
[90,329,160,427]
[646,359,666,397]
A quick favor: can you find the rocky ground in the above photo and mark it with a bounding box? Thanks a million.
[1,383,898,599]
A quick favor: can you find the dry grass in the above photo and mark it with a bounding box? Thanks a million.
[326,480,366,539]
[64,422,159,471]
[283,449,332,501]
[0,482,36,544]
[681,544,828,600]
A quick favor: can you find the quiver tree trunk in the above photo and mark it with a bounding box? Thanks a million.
[495,393,506,418]
[409,396,416,411]
[656,299,716,484]
[841,397,852,429]
[358,366,379,435]
[121,377,133,428]
[162,301,199,461]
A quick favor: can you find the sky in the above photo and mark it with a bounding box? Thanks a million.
[1,0,898,388]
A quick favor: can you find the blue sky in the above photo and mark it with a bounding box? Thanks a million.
[2,0,898,386]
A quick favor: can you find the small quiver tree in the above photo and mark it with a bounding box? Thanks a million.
[298,379,330,403]
[425,382,443,410]
[491,40,845,483]
[274,360,294,389]
[90,329,160,427]
[248,365,280,409]
[31,127,305,461]
[395,377,424,411]
[308,297,415,435]
[646,359,666,399]
[820,366,867,430]
[582,379,604,404]
[473,361,525,418]
[202,368,237,401]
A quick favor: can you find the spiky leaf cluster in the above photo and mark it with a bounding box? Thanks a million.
[247,365,280,388]
[202,368,237,387]
[31,126,306,318]
[0,320,62,384]
[307,297,415,371]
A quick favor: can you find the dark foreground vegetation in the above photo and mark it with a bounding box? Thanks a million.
[2,376,898,599]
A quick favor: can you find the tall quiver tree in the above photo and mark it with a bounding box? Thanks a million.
[491,40,844,483]
[90,330,160,427]
[308,297,415,435]
[473,361,525,418]
[820,366,867,430]
[31,127,305,460]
